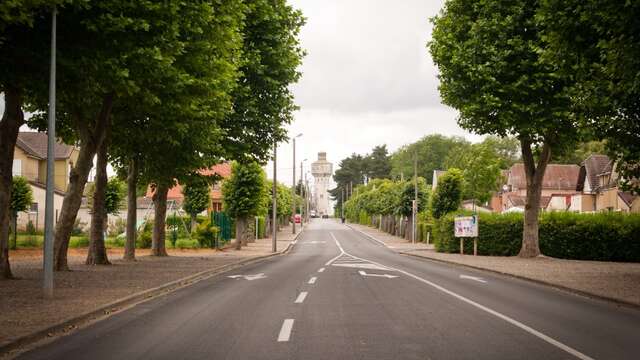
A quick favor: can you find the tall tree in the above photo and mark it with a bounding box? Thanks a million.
[0,2,63,278]
[222,162,266,250]
[390,134,470,183]
[430,0,578,257]
[183,177,211,232]
[9,176,33,250]
[540,0,640,193]
[431,168,463,219]
[365,145,392,180]
[445,143,503,204]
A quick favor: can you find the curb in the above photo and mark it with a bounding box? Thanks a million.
[0,230,304,357]
[399,250,640,311]
[344,223,388,247]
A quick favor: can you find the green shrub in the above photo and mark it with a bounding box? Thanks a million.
[417,222,436,243]
[71,218,87,236]
[105,236,125,248]
[175,239,200,249]
[434,212,640,262]
[18,234,41,248]
[25,220,36,235]
[69,236,90,248]
[136,220,153,248]
[195,219,219,248]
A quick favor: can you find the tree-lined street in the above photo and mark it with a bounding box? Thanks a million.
[16,219,640,360]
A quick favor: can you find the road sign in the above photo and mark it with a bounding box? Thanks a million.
[455,215,478,237]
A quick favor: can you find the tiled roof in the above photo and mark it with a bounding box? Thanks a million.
[618,191,637,207]
[583,154,611,190]
[507,194,551,208]
[16,132,75,160]
[508,163,580,191]
[145,162,232,201]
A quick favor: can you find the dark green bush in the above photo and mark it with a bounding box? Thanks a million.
[434,212,640,262]
[175,239,200,249]
[195,219,219,248]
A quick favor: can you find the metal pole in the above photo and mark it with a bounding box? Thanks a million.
[43,6,57,298]
[413,151,418,243]
[272,142,277,253]
[291,138,296,234]
[305,174,309,223]
[300,161,303,225]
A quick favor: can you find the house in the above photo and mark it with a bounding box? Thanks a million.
[12,132,79,230]
[499,163,580,212]
[570,154,639,213]
[144,162,232,214]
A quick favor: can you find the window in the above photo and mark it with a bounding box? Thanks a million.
[30,203,38,212]
[12,159,21,176]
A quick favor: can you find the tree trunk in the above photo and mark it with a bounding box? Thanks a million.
[248,217,256,243]
[11,213,17,250]
[86,138,110,265]
[54,94,113,271]
[235,216,246,250]
[0,87,24,279]
[151,183,169,256]
[519,139,552,258]
[124,158,138,261]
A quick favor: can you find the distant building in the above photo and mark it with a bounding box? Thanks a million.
[12,132,79,230]
[311,152,333,217]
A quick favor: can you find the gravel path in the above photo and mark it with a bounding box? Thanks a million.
[349,222,640,307]
[0,227,300,347]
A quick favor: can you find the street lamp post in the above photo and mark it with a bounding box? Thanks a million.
[43,6,57,298]
[300,159,307,225]
[291,133,302,234]
[272,142,277,253]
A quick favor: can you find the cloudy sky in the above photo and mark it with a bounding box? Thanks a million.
[269,0,478,185]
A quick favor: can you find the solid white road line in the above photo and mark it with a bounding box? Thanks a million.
[277,319,295,342]
[333,236,594,360]
[308,276,317,284]
[294,291,308,304]
[460,274,487,283]
[318,267,325,273]
[324,232,346,265]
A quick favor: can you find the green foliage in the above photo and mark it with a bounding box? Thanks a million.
[431,169,463,219]
[552,141,606,165]
[104,178,125,215]
[434,212,640,262]
[330,145,392,202]
[69,236,90,248]
[10,176,33,214]
[540,0,640,193]
[391,135,470,183]
[263,180,293,217]
[222,162,266,218]
[182,177,211,221]
[194,219,218,248]
[219,0,306,162]
[25,220,36,235]
[136,220,153,249]
[175,239,201,250]
[446,143,502,204]
[397,179,429,217]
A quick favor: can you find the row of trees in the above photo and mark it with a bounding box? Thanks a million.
[429,0,640,257]
[0,0,304,278]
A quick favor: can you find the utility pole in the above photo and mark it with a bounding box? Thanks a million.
[341,187,345,220]
[272,142,277,253]
[43,6,57,298]
[412,151,418,244]
[305,173,309,222]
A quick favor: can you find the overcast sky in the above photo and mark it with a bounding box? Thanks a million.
[268,0,478,186]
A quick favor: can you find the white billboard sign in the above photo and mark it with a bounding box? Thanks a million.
[454,215,478,238]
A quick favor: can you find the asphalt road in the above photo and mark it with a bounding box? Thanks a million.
[19,219,640,360]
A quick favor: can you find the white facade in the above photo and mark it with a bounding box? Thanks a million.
[311,152,333,216]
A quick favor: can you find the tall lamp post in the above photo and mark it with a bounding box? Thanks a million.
[43,6,57,298]
[272,142,277,253]
[300,158,307,225]
[291,133,302,234]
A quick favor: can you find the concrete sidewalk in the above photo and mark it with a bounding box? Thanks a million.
[0,225,302,353]
[348,222,640,308]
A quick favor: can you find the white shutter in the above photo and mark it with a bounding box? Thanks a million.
[12,159,21,176]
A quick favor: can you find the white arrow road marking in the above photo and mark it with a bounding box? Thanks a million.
[318,267,325,273]
[277,319,294,342]
[308,276,317,284]
[334,263,392,270]
[358,270,398,279]
[304,240,326,244]
[459,275,487,283]
[332,237,593,360]
[227,273,267,281]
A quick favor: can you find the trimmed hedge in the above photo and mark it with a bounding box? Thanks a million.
[434,212,640,262]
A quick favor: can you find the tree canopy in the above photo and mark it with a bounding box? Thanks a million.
[431,168,463,219]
